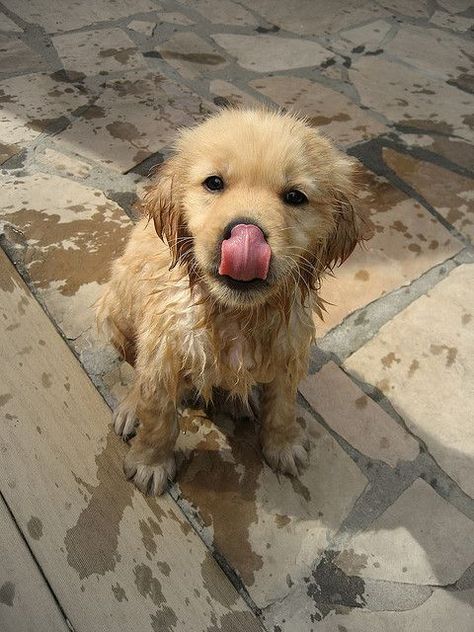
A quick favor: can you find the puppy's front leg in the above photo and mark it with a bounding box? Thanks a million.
[260,372,310,477]
[123,380,180,496]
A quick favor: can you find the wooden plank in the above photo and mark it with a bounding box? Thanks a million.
[0,495,69,632]
[0,248,262,632]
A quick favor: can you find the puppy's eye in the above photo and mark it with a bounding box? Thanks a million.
[284,189,308,206]
[203,175,224,192]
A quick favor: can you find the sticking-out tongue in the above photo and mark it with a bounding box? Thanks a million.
[219,224,271,282]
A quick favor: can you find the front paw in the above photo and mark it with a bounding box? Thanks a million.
[123,448,176,496]
[261,427,310,478]
[113,402,138,442]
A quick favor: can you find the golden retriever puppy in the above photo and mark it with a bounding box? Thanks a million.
[96,107,372,495]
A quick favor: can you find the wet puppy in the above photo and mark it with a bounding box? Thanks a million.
[96,107,372,495]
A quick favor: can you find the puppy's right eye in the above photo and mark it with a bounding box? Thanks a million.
[203,175,224,192]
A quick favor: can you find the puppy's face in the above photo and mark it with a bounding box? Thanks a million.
[145,109,371,307]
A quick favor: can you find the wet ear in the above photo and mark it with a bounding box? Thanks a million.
[322,161,374,270]
[140,159,186,268]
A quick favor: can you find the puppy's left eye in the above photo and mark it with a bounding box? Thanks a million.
[284,189,308,206]
[203,175,224,192]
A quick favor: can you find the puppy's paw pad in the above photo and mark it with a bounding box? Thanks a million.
[262,434,310,478]
[113,407,138,441]
[123,454,176,496]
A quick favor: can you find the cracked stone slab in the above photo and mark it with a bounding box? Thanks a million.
[176,0,257,26]
[430,11,474,33]
[316,165,463,335]
[376,0,429,18]
[0,34,47,74]
[350,56,474,141]
[0,72,90,148]
[336,19,392,53]
[0,141,18,165]
[438,0,472,13]
[174,407,367,608]
[127,20,156,36]
[2,0,158,33]
[36,147,92,179]
[383,148,474,242]
[237,0,389,35]
[396,131,474,173]
[0,170,131,341]
[249,76,386,146]
[209,79,259,108]
[156,12,195,26]
[270,586,474,632]
[300,362,419,467]
[334,479,474,585]
[384,25,472,81]
[211,33,332,72]
[158,32,229,80]
[345,264,474,498]
[52,27,146,76]
[51,71,210,172]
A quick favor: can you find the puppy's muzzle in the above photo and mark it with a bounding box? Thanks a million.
[219,220,271,282]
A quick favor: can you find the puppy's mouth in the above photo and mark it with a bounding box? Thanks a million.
[216,223,272,292]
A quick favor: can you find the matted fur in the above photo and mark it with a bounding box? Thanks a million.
[96,107,372,495]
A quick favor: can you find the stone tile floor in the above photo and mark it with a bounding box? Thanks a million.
[0,0,473,630]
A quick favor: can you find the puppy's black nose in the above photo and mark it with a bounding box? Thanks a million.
[222,217,267,240]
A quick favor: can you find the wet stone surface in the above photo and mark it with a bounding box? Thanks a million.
[0,0,473,629]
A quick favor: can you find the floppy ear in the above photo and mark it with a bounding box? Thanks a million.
[320,161,374,271]
[140,159,189,268]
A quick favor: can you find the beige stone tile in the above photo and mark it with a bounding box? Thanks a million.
[317,166,463,335]
[52,28,145,76]
[0,12,22,31]
[158,32,228,80]
[212,33,332,72]
[438,0,472,12]
[350,56,474,141]
[344,264,474,497]
[0,35,47,74]
[249,76,386,146]
[430,10,474,32]
[52,71,209,172]
[36,148,92,179]
[3,0,158,33]
[0,171,131,340]
[383,148,474,241]
[334,479,474,584]
[156,12,195,26]
[209,79,259,108]
[177,0,257,25]
[237,0,389,36]
[0,72,90,147]
[127,19,155,36]
[337,19,392,53]
[376,0,430,17]
[277,586,474,632]
[384,25,471,80]
[300,362,419,467]
[175,407,367,607]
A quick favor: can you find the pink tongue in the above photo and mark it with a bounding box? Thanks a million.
[219,224,271,282]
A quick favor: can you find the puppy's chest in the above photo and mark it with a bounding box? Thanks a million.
[214,322,277,385]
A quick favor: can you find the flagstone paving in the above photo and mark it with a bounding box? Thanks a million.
[0,1,473,631]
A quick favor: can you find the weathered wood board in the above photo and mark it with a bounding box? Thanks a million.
[0,248,262,632]
[0,494,70,632]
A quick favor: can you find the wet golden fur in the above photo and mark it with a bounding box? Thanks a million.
[96,108,372,495]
